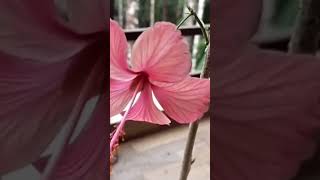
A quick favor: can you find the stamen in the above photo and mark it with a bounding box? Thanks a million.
[110,82,141,160]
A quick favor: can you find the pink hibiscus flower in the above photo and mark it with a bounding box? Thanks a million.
[110,19,210,153]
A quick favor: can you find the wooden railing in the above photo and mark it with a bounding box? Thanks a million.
[125,25,205,40]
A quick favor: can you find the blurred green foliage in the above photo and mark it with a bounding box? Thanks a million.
[254,0,299,43]
[272,0,299,28]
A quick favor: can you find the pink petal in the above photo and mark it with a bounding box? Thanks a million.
[215,0,261,66]
[57,0,108,34]
[0,0,108,64]
[127,83,170,125]
[214,1,320,178]
[213,45,320,180]
[131,22,191,82]
[0,54,104,174]
[152,77,210,124]
[110,19,136,81]
[33,97,107,180]
[110,78,136,116]
[0,0,106,173]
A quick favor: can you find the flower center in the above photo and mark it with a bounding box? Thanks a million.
[135,71,149,90]
[139,71,149,81]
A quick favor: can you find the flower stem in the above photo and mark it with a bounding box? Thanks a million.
[179,47,210,180]
[179,122,199,180]
[179,5,210,180]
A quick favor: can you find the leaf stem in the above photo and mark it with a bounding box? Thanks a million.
[176,6,209,46]
[177,13,193,29]
[186,5,209,45]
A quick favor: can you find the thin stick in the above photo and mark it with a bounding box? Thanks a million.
[179,122,199,180]
[179,47,210,180]
[178,5,210,179]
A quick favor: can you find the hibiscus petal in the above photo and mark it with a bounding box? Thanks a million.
[33,96,107,180]
[0,1,107,172]
[110,19,136,81]
[131,22,191,82]
[0,1,89,63]
[152,77,210,124]
[110,78,136,116]
[0,53,104,174]
[213,45,320,179]
[127,83,170,125]
[56,0,108,34]
[215,0,261,66]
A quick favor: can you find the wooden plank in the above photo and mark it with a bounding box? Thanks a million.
[125,25,209,40]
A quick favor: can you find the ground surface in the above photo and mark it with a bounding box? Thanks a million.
[111,119,210,180]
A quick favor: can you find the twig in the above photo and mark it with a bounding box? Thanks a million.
[179,122,199,180]
[200,46,210,79]
[289,0,320,54]
[179,47,210,180]
[178,6,210,179]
